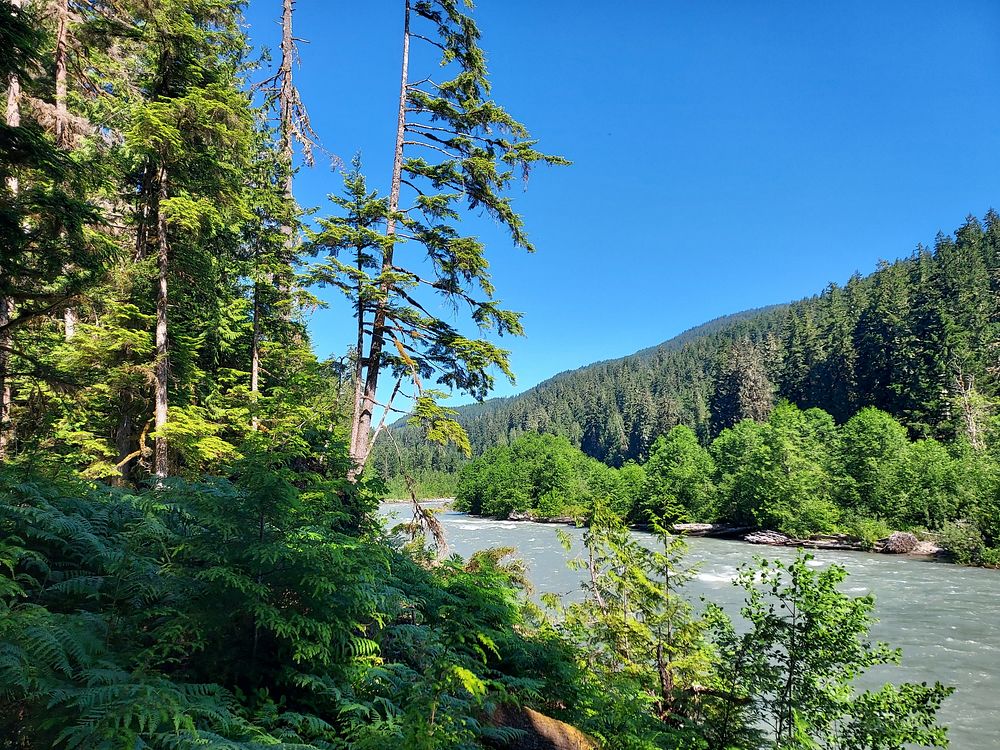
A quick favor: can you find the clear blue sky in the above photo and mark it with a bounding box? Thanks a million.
[243,1,1000,404]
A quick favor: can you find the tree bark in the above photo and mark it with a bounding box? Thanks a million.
[0,298,10,463]
[153,167,170,477]
[248,0,300,427]
[347,0,410,480]
[276,0,295,310]
[278,0,295,224]
[53,0,69,147]
[249,0,295,416]
[54,0,77,339]
[63,306,77,338]
[954,370,985,451]
[250,282,260,430]
[0,0,24,462]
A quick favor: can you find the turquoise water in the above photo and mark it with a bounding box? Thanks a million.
[382,504,1000,749]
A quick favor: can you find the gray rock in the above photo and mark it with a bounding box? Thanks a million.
[882,531,918,554]
[911,540,944,556]
[744,530,791,546]
[508,510,537,522]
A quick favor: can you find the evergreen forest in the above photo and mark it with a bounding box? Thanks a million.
[0,1,973,748]
[385,213,1000,470]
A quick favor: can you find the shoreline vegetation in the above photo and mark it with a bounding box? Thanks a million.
[392,400,1000,568]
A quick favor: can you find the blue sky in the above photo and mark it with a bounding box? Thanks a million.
[243,1,1000,404]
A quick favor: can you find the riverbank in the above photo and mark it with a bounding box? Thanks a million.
[499,509,949,562]
[380,499,958,563]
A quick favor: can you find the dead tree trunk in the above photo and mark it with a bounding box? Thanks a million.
[54,0,69,146]
[153,167,170,477]
[53,0,78,339]
[251,0,306,421]
[250,283,261,430]
[278,0,295,243]
[954,369,986,451]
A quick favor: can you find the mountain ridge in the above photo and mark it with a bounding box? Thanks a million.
[380,210,1000,474]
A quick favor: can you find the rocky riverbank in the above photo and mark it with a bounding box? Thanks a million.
[501,512,947,560]
[735,528,944,557]
[381,502,948,561]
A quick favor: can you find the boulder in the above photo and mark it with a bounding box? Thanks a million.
[486,705,597,750]
[508,510,537,522]
[744,530,791,546]
[912,540,945,556]
[882,531,918,554]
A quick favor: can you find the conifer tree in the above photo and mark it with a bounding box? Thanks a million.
[311,0,566,479]
[0,0,25,460]
[124,0,254,476]
[709,338,774,436]
[0,0,106,461]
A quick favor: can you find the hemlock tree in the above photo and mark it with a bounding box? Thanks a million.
[710,337,775,436]
[310,0,567,479]
[549,505,713,743]
[0,0,108,461]
[124,0,254,477]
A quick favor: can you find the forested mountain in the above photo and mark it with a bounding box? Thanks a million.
[381,213,1000,475]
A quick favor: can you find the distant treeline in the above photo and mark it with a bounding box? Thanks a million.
[454,403,1000,565]
[378,211,1000,477]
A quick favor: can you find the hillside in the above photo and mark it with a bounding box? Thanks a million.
[379,211,1000,475]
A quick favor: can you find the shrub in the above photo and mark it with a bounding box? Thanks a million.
[938,519,988,565]
[842,516,893,550]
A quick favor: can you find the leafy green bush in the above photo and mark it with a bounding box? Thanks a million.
[536,488,568,518]
[938,519,988,565]
[456,434,610,518]
[841,515,893,550]
[704,554,953,749]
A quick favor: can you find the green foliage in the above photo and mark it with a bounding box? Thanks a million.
[641,425,716,523]
[709,411,842,537]
[937,520,991,566]
[306,0,566,470]
[381,468,459,500]
[838,407,910,517]
[543,506,713,748]
[710,337,776,436]
[455,433,611,519]
[538,522,953,749]
[457,400,1000,555]
[840,516,893,551]
[703,554,953,749]
[0,2,971,748]
[0,462,571,749]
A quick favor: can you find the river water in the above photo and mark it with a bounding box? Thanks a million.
[382,504,1000,749]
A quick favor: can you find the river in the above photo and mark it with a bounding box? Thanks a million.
[382,504,1000,749]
